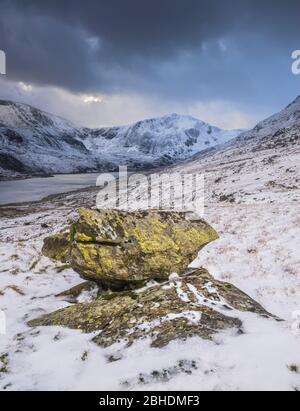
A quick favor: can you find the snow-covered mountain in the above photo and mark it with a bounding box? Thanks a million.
[81,113,241,169]
[226,94,300,152]
[171,94,300,205]
[0,100,98,179]
[237,94,300,142]
[0,100,241,179]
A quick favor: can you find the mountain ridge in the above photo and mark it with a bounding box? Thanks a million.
[170,94,300,206]
[0,100,241,180]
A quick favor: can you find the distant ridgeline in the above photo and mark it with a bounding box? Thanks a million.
[0,50,6,74]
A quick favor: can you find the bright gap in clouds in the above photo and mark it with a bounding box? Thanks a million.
[82,95,103,104]
[18,82,33,92]
[1,78,260,130]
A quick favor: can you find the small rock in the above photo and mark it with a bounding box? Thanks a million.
[56,281,98,303]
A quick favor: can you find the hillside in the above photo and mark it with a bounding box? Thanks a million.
[0,100,241,179]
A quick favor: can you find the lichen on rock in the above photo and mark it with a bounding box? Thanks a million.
[42,229,71,263]
[36,209,277,350]
[28,268,274,349]
[42,208,219,287]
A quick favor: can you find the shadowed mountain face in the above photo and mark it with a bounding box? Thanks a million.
[0,100,241,180]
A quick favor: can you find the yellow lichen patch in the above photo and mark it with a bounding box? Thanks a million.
[149,217,168,230]
[75,232,95,242]
[172,226,218,255]
[97,247,113,270]
[79,245,98,264]
[133,227,178,254]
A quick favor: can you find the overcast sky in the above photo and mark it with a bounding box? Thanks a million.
[0,0,299,128]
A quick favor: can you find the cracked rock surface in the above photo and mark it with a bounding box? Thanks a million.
[42,208,219,287]
[28,268,274,348]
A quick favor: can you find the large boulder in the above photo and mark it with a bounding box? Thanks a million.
[42,208,219,287]
[28,268,275,349]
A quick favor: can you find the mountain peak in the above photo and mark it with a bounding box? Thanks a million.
[160,112,203,123]
[165,112,181,119]
[139,112,199,124]
[0,99,241,179]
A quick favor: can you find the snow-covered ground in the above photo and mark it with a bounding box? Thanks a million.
[0,96,299,391]
[0,186,299,390]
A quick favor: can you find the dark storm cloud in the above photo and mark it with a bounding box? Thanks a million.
[0,0,299,107]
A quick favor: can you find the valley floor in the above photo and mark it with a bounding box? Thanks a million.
[0,187,299,391]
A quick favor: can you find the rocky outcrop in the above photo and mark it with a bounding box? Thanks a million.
[28,268,274,348]
[33,209,277,350]
[42,208,219,288]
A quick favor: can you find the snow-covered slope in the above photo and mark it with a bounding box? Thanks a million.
[236,95,300,143]
[0,99,78,132]
[0,101,241,179]
[0,100,98,179]
[168,95,300,205]
[81,113,241,168]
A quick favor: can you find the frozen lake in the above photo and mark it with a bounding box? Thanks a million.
[0,173,101,205]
